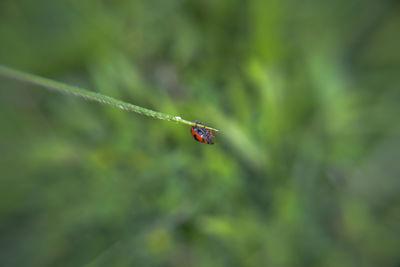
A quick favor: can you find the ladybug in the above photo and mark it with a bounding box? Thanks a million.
[191,121,215,145]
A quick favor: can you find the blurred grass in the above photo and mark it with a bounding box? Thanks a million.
[1,0,400,266]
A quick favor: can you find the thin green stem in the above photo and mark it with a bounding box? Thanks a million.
[0,65,219,132]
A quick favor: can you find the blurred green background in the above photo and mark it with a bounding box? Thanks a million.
[1,0,400,266]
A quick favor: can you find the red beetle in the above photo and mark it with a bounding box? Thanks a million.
[191,121,215,145]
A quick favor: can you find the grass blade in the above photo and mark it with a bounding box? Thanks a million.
[0,64,219,132]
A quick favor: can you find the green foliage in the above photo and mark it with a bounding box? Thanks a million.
[1,0,400,266]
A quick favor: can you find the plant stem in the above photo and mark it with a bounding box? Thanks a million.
[0,65,219,132]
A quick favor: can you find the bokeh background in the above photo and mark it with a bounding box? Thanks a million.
[1,0,400,266]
